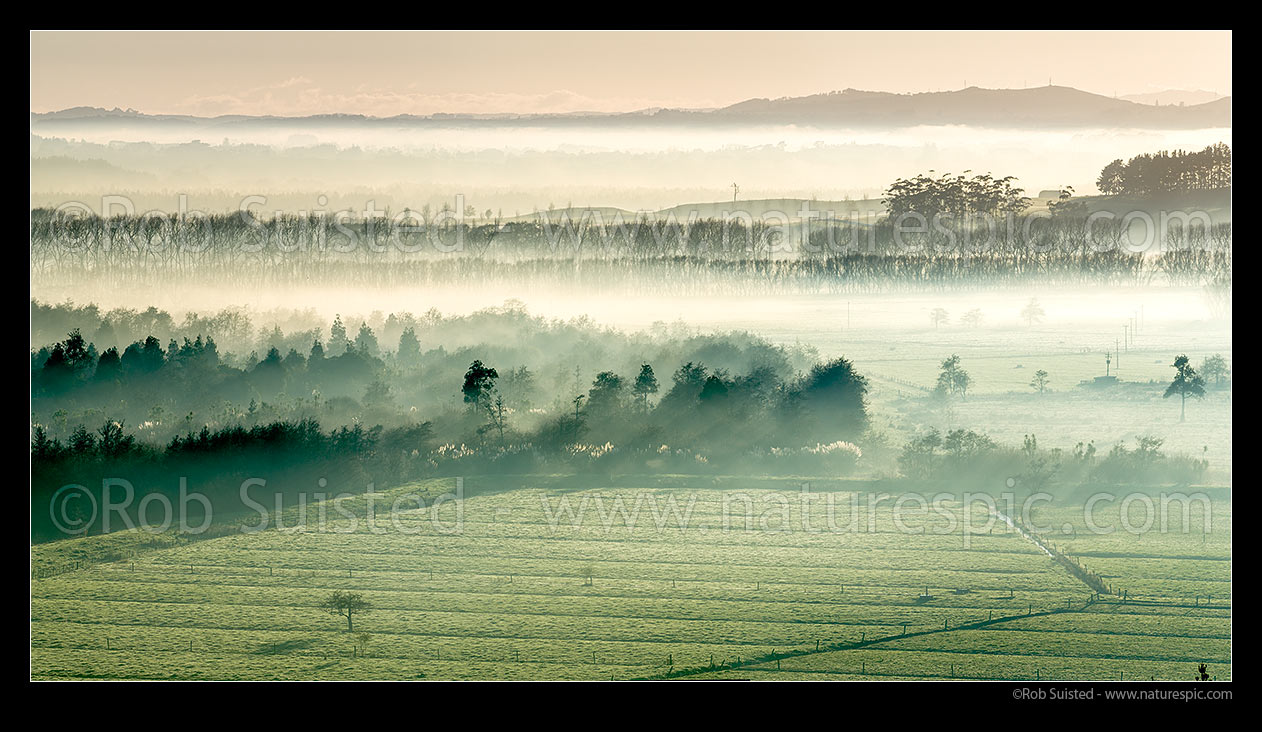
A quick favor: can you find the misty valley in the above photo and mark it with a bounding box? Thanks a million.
[29,30,1231,688]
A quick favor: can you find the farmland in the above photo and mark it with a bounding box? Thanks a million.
[30,478,1230,680]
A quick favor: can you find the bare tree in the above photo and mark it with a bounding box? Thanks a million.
[482,391,510,448]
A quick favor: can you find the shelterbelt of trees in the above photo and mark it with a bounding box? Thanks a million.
[1097,143,1231,196]
[29,149,1231,296]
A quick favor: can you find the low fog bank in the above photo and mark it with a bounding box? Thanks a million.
[30,123,1232,211]
[29,285,1228,357]
[31,291,1230,542]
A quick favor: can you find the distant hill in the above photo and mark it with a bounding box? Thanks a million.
[1119,89,1226,107]
[30,86,1231,133]
[507,198,887,224]
[697,86,1230,129]
[508,189,1231,225]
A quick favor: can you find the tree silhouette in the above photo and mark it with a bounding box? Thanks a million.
[329,315,349,355]
[481,391,510,448]
[321,590,371,632]
[354,322,380,358]
[1021,298,1046,326]
[1200,354,1228,387]
[1164,355,1206,422]
[632,364,659,411]
[1096,143,1230,196]
[462,360,499,408]
[883,171,1030,219]
[794,357,870,440]
[397,327,421,366]
[587,371,627,415]
[936,355,972,399]
[1030,369,1050,394]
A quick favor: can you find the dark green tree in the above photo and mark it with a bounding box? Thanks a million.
[354,323,380,358]
[1164,354,1206,422]
[321,590,371,632]
[632,363,659,410]
[397,326,421,366]
[462,360,499,408]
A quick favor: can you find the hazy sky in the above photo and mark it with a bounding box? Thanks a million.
[31,31,1231,116]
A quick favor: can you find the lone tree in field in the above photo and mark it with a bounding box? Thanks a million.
[930,308,950,329]
[1030,369,1050,394]
[322,591,371,632]
[935,355,972,399]
[1021,298,1046,326]
[1200,354,1229,387]
[960,309,984,328]
[1164,354,1206,422]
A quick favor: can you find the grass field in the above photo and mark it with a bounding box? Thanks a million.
[594,288,1233,476]
[840,318,1232,476]
[30,477,1230,680]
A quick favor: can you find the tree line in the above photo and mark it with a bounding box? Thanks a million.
[30,202,1231,297]
[1097,143,1231,196]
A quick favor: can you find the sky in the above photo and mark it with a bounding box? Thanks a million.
[30,31,1231,117]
